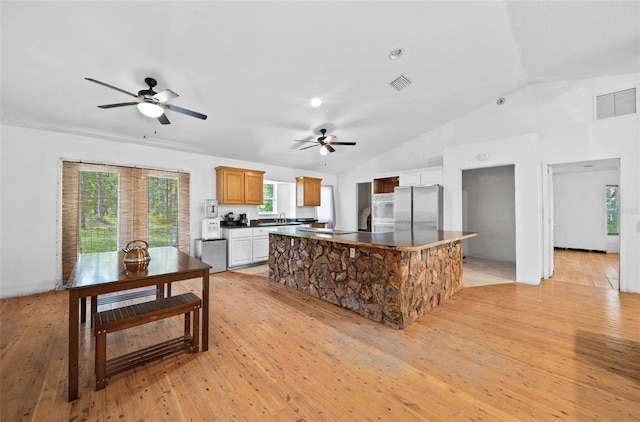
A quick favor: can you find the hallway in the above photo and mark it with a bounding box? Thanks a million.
[462,250,619,290]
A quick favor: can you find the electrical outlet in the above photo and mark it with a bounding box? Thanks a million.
[350,247,355,258]
[291,238,294,246]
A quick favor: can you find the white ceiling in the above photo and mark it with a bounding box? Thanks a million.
[2,1,639,174]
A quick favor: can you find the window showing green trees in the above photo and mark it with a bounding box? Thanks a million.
[259,182,276,213]
[148,176,179,247]
[79,171,119,253]
[606,185,619,235]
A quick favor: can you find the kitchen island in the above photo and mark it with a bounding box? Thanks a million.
[265,227,477,329]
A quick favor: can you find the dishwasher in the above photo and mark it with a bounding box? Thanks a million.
[194,238,228,273]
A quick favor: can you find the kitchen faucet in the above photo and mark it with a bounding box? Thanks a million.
[279,212,286,223]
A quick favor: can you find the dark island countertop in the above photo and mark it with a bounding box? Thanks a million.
[262,226,477,252]
[220,219,320,229]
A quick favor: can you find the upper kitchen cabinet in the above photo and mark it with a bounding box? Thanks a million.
[215,166,265,205]
[399,167,443,187]
[373,176,399,194]
[296,176,322,206]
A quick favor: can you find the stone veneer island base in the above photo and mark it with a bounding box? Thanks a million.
[266,228,476,329]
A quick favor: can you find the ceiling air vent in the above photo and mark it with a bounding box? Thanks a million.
[389,74,412,91]
[596,88,636,120]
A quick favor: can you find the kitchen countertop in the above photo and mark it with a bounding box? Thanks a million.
[221,221,314,229]
[263,226,477,251]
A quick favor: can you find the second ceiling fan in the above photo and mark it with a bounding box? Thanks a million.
[295,129,356,154]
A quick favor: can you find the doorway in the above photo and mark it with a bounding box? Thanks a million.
[545,158,620,290]
[356,182,372,232]
[461,165,516,286]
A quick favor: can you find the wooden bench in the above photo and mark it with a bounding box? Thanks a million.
[82,286,170,325]
[93,292,201,391]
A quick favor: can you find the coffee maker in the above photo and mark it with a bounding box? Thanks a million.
[239,213,248,225]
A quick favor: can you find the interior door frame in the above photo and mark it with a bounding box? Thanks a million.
[541,159,621,289]
[541,163,554,279]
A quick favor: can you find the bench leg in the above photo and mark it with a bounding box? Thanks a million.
[95,330,107,390]
[184,311,191,337]
[192,307,200,353]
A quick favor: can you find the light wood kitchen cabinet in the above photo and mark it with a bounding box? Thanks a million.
[215,166,265,205]
[296,176,322,206]
[373,176,399,194]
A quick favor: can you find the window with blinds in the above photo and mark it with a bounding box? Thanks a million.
[61,161,190,282]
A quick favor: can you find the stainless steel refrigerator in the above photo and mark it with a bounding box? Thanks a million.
[394,185,443,230]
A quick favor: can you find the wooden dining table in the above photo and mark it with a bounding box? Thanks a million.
[66,246,211,401]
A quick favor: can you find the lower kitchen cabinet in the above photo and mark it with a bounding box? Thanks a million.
[223,225,311,268]
[223,227,271,268]
[252,228,269,262]
[223,228,253,268]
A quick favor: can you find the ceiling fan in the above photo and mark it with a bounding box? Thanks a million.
[295,129,356,155]
[85,77,207,125]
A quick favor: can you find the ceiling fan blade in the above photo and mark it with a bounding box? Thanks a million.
[300,144,320,150]
[157,114,170,125]
[153,89,179,103]
[325,135,336,143]
[327,142,356,146]
[164,104,207,120]
[97,102,139,109]
[294,140,318,143]
[85,78,139,98]
[325,145,336,153]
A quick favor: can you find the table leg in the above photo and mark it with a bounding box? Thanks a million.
[80,297,86,323]
[68,290,80,401]
[202,269,209,351]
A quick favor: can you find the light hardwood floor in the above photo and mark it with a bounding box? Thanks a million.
[550,250,619,290]
[2,269,639,421]
[462,250,619,290]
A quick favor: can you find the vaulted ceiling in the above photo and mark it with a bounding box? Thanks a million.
[2,1,639,174]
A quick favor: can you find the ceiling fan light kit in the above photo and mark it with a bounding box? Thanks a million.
[137,101,164,118]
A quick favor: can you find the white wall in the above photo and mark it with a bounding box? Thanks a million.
[445,134,541,284]
[462,165,516,262]
[0,125,335,298]
[337,73,639,292]
[553,169,619,251]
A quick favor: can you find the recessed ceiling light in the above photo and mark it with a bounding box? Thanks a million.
[389,48,403,60]
[311,98,322,107]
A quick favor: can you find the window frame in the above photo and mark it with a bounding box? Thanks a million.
[258,180,277,215]
[61,161,190,283]
[605,185,619,236]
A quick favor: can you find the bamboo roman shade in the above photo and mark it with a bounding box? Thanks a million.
[61,161,190,282]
